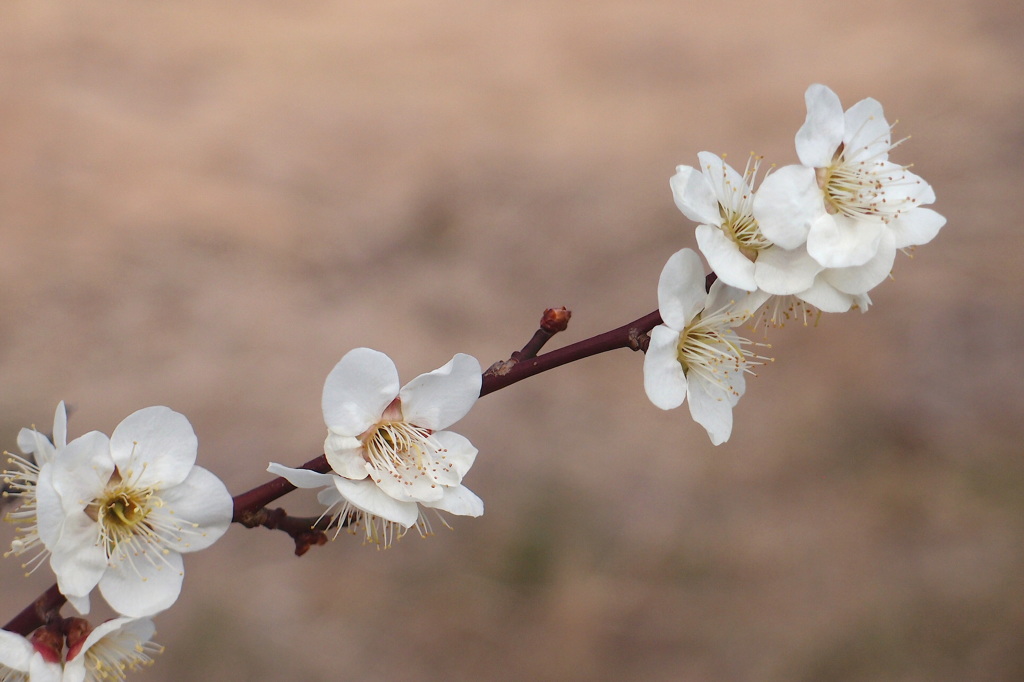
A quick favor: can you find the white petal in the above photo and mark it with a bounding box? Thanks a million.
[697,151,749,203]
[31,654,64,682]
[36,464,65,548]
[643,325,687,410]
[100,548,184,617]
[49,431,113,517]
[110,406,197,489]
[796,84,845,167]
[806,213,885,268]
[794,279,855,313]
[267,462,337,489]
[48,510,107,603]
[53,401,68,449]
[373,462,446,503]
[695,224,757,291]
[888,207,946,249]
[399,353,482,431]
[431,429,478,480]
[752,165,822,249]
[686,375,735,446]
[322,348,400,436]
[154,465,232,553]
[324,434,371,480]
[753,245,823,295]
[843,97,890,162]
[421,485,484,517]
[657,248,705,330]
[332,476,420,527]
[670,163,720,225]
[705,280,769,321]
[0,629,34,672]
[821,230,896,294]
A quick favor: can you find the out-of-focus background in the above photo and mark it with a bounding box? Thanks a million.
[2,1,1022,680]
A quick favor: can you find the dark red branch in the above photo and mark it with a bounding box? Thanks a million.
[3,583,65,636]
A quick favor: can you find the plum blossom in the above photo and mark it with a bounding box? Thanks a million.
[644,248,768,445]
[35,406,233,617]
[3,402,68,568]
[269,348,484,547]
[753,83,945,271]
[0,626,61,682]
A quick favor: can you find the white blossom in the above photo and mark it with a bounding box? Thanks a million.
[644,249,768,445]
[269,348,484,547]
[35,407,233,617]
[753,84,945,271]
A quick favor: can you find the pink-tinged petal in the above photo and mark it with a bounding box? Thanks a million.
[267,462,337,489]
[399,353,482,431]
[373,462,446,503]
[154,465,232,553]
[795,279,856,313]
[431,430,478,480]
[110,407,196,489]
[322,348,400,436]
[695,224,757,291]
[670,163,720,225]
[0,629,35,671]
[324,434,371,480]
[821,231,896,295]
[657,248,705,330]
[100,549,184,617]
[332,476,420,527]
[644,325,687,410]
[843,97,890,161]
[686,374,735,446]
[796,84,845,167]
[753,165,822,249]
[807,213,885,268]
[888,207,946,249]
[753,245,823,295]
[48,511,107,604]
[49,431,113,516]
[421,485,484,517]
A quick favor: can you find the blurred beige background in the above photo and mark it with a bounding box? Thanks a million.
[2,0,1023,680]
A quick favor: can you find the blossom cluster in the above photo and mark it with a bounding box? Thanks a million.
[646,84,944,443]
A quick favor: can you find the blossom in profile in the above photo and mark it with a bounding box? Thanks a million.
[35,406,233,617]
[644,249,768,445]
[269,348,484,547]
[753,83,945,270]
[3,402,68,568]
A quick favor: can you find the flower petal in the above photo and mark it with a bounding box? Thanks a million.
[843,97,890,162]
[806,213,885,268]
[48,431,113,517]
[324,434,371,479]
[373,462,446,503]
[48,510,107,607]
[670,162,720,225]
[644,325,687,410]
[110,406,197,489]
[657,248,705,330]
[821,230,896,294]
[686,374,735,446]
[796,84,845,167]
[794,279,856,313]
[888,207,946,249]
[431,429,478,480]
[153,465,232,554]
[0,629,35,672]
[267,462,337,489]
[399,353,482,431]
[332,476,420,527]
[695,224,758,291]
[753,245,823,295]
[322,348,400,436]
[100,548,184,617]
[421,485,484,517]
[752,165,822,249]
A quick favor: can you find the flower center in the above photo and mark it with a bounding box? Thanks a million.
[676,305,768,396]
[816,138,919,224]
[363,420,436,473]
[91,479,158,557]
[710,154,772,255]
